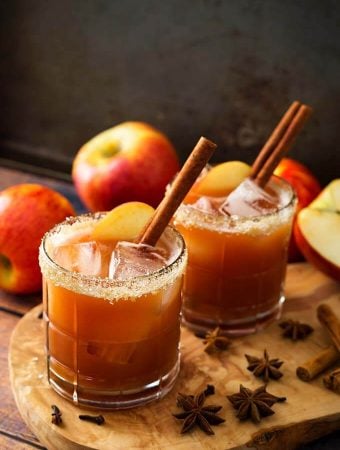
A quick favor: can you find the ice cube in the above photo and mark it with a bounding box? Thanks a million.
[109,242,167,281]
[219,178,279,217]
[192,196,222,215]
[53,241,112,276]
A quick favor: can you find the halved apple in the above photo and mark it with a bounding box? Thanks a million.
[294,179,340,280]
[194,161,251,197]
[308,179,340,211]
[92,201,155,242]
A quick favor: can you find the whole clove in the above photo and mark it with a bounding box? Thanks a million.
[51,405,62,425]
[79,414,105,425]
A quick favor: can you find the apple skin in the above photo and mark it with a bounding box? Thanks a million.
[0,184,75,294]
[294,179,340,281]
[294,217,340,280]
[72,122,180,211]
[274,158,321,262]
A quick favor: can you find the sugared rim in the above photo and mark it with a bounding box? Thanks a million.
[39,213,187,300]
[174,175,297,234]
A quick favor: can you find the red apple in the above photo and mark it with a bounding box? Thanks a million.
[274,158,321,261]
[0,184,75,294]
[72,122,180,211]
[294,179,340,280]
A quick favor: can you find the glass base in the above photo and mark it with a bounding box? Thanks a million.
[47,357,180,410]
[182,295,285,336]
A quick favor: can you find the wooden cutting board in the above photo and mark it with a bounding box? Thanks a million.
[9,263,340,450]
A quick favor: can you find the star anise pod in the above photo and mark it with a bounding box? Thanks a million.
[173,388,225,435]
[179,384,215,404]
[227,384,286,423]
[279,319,314,341]
[245,349,284,382]
[203,327,231,353]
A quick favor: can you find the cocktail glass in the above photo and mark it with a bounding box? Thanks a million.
[39,213,187,409]
[174,175,296,336]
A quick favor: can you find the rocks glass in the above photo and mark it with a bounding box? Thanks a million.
[174,176,296,336]
[39,213,187,409]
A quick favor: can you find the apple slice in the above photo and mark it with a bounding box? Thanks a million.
[309,179,340,211]
[92,201,155,242]
[294,179,340,280]
[195,161,251,197]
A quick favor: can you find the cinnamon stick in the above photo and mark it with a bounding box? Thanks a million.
[323,367,340,393]
[317,304,340,352]
[254,103,312,188]
[250,101,301,180]
[297,304,340,381]
[296,345,339,381]
[139,137,217,246]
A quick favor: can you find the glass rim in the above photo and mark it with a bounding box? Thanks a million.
[39,212,187,300]
[174,175,297,233]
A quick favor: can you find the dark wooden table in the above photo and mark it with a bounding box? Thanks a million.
[0,165,339,449]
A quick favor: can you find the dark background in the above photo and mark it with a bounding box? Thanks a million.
[0,0,339,183]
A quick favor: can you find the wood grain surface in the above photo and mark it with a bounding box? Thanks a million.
[8,264,340,450]
[0,311,44,449]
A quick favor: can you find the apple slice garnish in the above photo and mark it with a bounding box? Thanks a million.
[294,179,340,281]
[92,201,155,242]
[194,161,251,197]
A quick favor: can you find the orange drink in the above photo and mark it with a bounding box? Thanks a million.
[174,172,296,335]
[39,213,187,409]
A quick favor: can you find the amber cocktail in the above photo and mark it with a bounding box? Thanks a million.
[174,174,296,335]
[39,213,187,409]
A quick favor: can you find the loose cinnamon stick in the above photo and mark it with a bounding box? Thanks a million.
[297,304,340,381]
[323,367,340,393]
[296,345,339,381]
[139,137,217,246]
[254,103,312,188]
[317,304,340,352]
[250,101,301,180]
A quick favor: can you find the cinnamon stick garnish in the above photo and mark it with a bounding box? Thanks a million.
[139,137,217,246]
[317,304,340,352]
[296,345,339,381]
[251,101,301,180]
[251,102,312,188]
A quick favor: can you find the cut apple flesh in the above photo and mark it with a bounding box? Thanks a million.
[309,179,340,211]
[195,161,251,197]
[297,209,340,268]
[92,201,155,242]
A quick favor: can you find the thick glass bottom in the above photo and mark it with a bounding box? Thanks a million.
[47,356,180,410]
[182,295,285,336]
